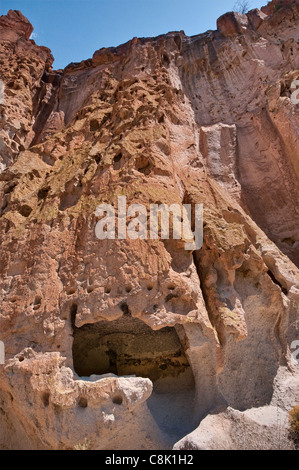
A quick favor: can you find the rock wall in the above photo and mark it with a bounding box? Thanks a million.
[0,1,299,450]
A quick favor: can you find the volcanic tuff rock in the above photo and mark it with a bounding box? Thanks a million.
[0,0,299,450]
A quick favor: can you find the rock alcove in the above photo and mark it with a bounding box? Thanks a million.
[72,316,197,441]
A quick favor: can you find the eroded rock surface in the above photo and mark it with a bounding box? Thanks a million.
[0,1,299,449]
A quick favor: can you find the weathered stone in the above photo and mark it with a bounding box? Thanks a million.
[217,12,249,37]
[0,10,33,40]
[0,1,299,450]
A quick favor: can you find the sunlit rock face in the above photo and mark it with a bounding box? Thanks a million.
[0,1,299,450]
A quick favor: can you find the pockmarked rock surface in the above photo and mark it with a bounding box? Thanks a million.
[0,0,299,450]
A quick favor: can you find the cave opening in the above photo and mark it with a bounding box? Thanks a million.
[72,316,197,442]
[72,317,193,387]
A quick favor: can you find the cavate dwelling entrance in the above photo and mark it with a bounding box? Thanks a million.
[72,316,197,443]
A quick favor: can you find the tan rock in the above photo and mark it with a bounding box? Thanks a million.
[0,2,299,450]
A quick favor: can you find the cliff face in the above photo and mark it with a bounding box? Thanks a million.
[0,10,53,171]
[0,1,299,450]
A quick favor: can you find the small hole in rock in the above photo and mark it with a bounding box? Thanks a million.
[282,237,296,246]
[33,296,42,310]
[18,356,25,362]
[19,205,32,218]
[113,153,123,170]
[165,293,178,302]
[4,182,17,195]
[67,288,76,296]
[78,397,88,408]
[42,392,50,407]
[120,302,131,317]
[38,187,50,201]
[70,303,78,329]
[112,395,123,405]
[136,155,152,175]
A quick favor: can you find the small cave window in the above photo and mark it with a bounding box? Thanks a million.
[113,153,123,170]
[19,205,32,218]
[38,187,50,201]
[135,155,152,175]
[78,397,88,408]
[42,392,50,407]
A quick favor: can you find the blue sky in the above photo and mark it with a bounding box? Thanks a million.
[1,0,267,69]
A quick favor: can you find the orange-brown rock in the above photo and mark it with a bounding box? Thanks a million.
[0,1,299,450]
[0,10,54,172]
[0,10,33,40]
